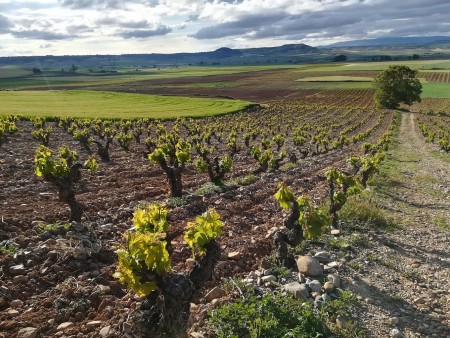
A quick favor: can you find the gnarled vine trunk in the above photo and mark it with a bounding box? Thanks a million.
[274,200,303,268]
[135,241,221,338]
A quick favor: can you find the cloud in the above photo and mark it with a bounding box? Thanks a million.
[118,25,172,39]
[58,0,124,10]
[58,0,158,10]
[96,17,155,29]
[191,0,450,42]
[11,29,75,40]
[0,14,11,33]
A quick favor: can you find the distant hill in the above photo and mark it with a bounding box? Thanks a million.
[0,43,320,68]
[242,44,319,55]
[326,36,450,47]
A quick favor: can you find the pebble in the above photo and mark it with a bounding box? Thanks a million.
[205,286,224,302]
[309,280,322,293]
[389,317,400,326]
[17,327,39,338]
[283,282,309,299]
[86,321,103,330]
[261,275,277,283]
[314,251,332,263]
[186,258,196,269]
[323,281,335,293]
[13,275,29,283]
[227,251,241,260]
[10,299,24,309]
[57,322,74,331]
[10,264,26,275]
[391,328,404,337]
[326,273,341,287]
[99,325,113,337]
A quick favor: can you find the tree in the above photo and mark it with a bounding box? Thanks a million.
[373,65,422,109]
[333,54,347,62]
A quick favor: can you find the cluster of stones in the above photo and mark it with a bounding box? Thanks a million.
[243,252,344,308]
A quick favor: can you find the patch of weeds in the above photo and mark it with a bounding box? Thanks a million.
[348,233,369,247]
[326,237,349,250]
[38,221,70,233]
[399,267,420,282]
[271,266,292,279]
[208,292,329,338]
[321,291,368,337]
[166,196,189,207]
[292,241,308,256]
[386,292,404,306]
[339,196,397,231]
[347,261,364,273]
[378,257,396,270]
[0,242,18,256]
[366,253,381,261]
[280,162,298,171]
[222,277,256,298]
[433,216,450,231]
[227,174,257,187]
[414,173,437,185]
[194,182,226,196]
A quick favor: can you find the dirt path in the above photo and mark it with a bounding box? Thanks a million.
[342,112,450,337]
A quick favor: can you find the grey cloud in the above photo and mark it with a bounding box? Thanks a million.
[11,30,75,40]
[96,17,152,29]
[118,26,172,39]
[0,14,11,33]
[192,0,450,42]
[59,0,123,9]
[58,0,158,10]
[0,2,55,12]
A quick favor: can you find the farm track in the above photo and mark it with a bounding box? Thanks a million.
[339,113,450,337]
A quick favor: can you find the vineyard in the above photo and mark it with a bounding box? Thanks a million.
[1,61,450,338]
[0,95,398,335]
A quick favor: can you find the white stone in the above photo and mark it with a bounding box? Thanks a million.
[57,322,74,331]
[86,321,103,330]
[99,325,113,337]
[17,327,39,338]
[261,275,277,283]
[227,251,241,260]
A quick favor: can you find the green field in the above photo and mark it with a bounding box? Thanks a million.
[0,90,253,119]
[0,66,33,79]
[421,83,450,98]
[297,76,373,82]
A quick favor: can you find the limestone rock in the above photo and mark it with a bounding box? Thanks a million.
[296,256,323,276]
[17,327,39,338]
[57,322,74,331]
[99,325,113,337]
[283,282,309,299]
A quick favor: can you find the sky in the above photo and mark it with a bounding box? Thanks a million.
[0,0,449,56]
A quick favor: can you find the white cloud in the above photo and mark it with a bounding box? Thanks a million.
[0,0,449,55]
